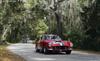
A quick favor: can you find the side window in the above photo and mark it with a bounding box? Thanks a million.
[41,36,43,40]
[39,35,44,40]
[44,35,47,40]
[42,36,45,40]
[41,35,47,40]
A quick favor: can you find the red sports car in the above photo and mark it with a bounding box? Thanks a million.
[35,34,73,54]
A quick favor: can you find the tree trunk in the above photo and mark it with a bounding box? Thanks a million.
[55,12,62,37]
[0,25,11,42]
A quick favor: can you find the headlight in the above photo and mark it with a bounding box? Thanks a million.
[70,43,73,47]
[48,42,52,47]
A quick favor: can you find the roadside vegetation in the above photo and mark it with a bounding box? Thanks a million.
[0,45,25,61]
[0,0,100,51]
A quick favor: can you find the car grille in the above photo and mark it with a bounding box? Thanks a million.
[53,46,66,50]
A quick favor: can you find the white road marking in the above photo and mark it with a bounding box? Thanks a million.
[33,58,56,61]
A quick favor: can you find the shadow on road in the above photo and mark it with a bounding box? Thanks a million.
[34,51,70,55]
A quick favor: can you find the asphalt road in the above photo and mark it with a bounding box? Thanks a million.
[7,43,100,61]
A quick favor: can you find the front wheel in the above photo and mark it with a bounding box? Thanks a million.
[65,50,72,54]
[43,48,48,54]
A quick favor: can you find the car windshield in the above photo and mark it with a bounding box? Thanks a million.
[44,35,61,40]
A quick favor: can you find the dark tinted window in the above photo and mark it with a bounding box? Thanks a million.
[43,35,61,40]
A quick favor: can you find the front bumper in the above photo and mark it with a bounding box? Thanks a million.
[48,46,72,52]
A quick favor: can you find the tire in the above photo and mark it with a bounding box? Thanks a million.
[43,48,48,54]
[35,47,40,52]
[65,50,71,54]
[40,48,44,53]
[36,49,39,52]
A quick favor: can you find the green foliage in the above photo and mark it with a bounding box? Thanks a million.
[63,30,85,48]
[35,19,48,36]
[0,0,100,51]
[80,0,100,51]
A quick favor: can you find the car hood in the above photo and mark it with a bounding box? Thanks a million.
[45,40,73,47]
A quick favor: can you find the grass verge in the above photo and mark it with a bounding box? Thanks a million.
[0,45,26,61]
[74,49,100,55]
